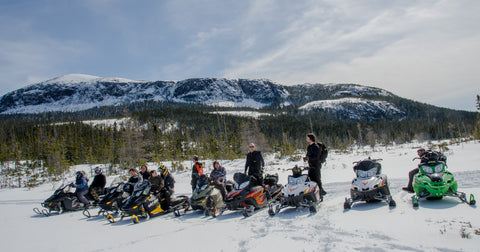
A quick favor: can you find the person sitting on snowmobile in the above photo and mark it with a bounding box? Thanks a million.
[140,165,150,181]
[403,148,431,193]
[148,170,164,196]
[124,168,143,194]
[159,165,175,210]
[210,160,227,199]
[89,167,106,205]
[72,171,90,209]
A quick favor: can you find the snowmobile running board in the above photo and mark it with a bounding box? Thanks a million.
[412,192,476,207]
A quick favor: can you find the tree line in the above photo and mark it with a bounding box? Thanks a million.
[0,100,478,184]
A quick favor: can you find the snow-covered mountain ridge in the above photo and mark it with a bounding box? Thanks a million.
[0,73,448,121]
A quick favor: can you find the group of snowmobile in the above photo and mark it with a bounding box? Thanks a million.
[33,149,476,223]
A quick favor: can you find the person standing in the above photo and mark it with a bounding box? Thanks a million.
[191,155,204,192]
[89,167,106,204]
[244,143,265,186]
[305,133,327,196]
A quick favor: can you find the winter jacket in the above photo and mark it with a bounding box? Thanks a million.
[75,177,89,192]
[140,171,151,181]
[306,143,321,168]
[149,176,164,193]
[210,167,226,183]
[244,151,265,175]
[89,174,106,190]
[191,162,204,180]
[163,173,175,193]
[128,175,142,184]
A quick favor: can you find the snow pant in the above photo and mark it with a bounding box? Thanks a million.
[89,187,103,202]
[214,183,227,200]
[76,190,90,206]
[160,189,174,210]
[308,165,325,194]
[406,168,419,190]
[191,176,199,192]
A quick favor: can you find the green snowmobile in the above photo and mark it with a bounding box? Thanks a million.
[412,151,475,207]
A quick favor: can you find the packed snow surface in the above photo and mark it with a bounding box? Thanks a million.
[1,141,479,251]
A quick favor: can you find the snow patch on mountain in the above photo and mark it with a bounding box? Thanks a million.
[299,98,405,120]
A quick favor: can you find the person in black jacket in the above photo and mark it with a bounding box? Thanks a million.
[140,165,151,181]
[158,165,175,210]
[124,168,142,194]
[244,143,265,186]
[305,133,326,196]
[89,167,106,204]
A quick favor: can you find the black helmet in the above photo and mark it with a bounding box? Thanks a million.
[94,167,102,173]
[76,171,83,178]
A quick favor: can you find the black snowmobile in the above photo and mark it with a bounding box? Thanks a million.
[224,172,283,217]
[33,183,97,216]
[343,158,396,209]
[83,178,128,218]
[107,180,190,224]
[190,174,229,217]
[268,166,322,216]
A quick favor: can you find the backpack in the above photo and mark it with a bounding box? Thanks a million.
[318,143,328,163]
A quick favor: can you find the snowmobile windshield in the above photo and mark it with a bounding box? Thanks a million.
[237,181,250,190]
[288,175,308,185]
[109,177,123,187]
[357,168,377,178]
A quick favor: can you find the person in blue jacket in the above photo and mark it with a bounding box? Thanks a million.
[72,171,90,208]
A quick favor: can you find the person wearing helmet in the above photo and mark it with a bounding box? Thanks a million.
[72,171,90,208]
[402,148,426,193]
[89,167,106,204]
[158,165,175,210]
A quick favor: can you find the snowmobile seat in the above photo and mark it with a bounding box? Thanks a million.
[264,174,278,186]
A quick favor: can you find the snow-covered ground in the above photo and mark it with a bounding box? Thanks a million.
[1,141,479,251]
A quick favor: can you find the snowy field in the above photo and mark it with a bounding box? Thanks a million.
[1,140,479,252]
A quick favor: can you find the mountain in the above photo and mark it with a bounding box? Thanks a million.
[0,74,468,121]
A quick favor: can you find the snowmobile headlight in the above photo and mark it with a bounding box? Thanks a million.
[357,168,377,178]
[421,165,433,174]
[433,164,444,173]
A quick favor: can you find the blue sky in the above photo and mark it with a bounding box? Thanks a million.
[1,0,479,111]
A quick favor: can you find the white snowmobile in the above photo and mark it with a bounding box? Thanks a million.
[268,165,321,216]
[344,158,396,209]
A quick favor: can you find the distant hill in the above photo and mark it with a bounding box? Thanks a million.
[0,74,473,121]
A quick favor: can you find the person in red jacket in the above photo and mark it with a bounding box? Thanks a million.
[191,155,204,192]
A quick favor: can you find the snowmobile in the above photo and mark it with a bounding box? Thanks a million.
[268,166,321,216]
[224,172,283,217]
[411,151,476,207]
[83,178,128,218]
[106,180,190,224]
[33,183,97,216]
[343,158,396,209]
[190,174,231,217]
